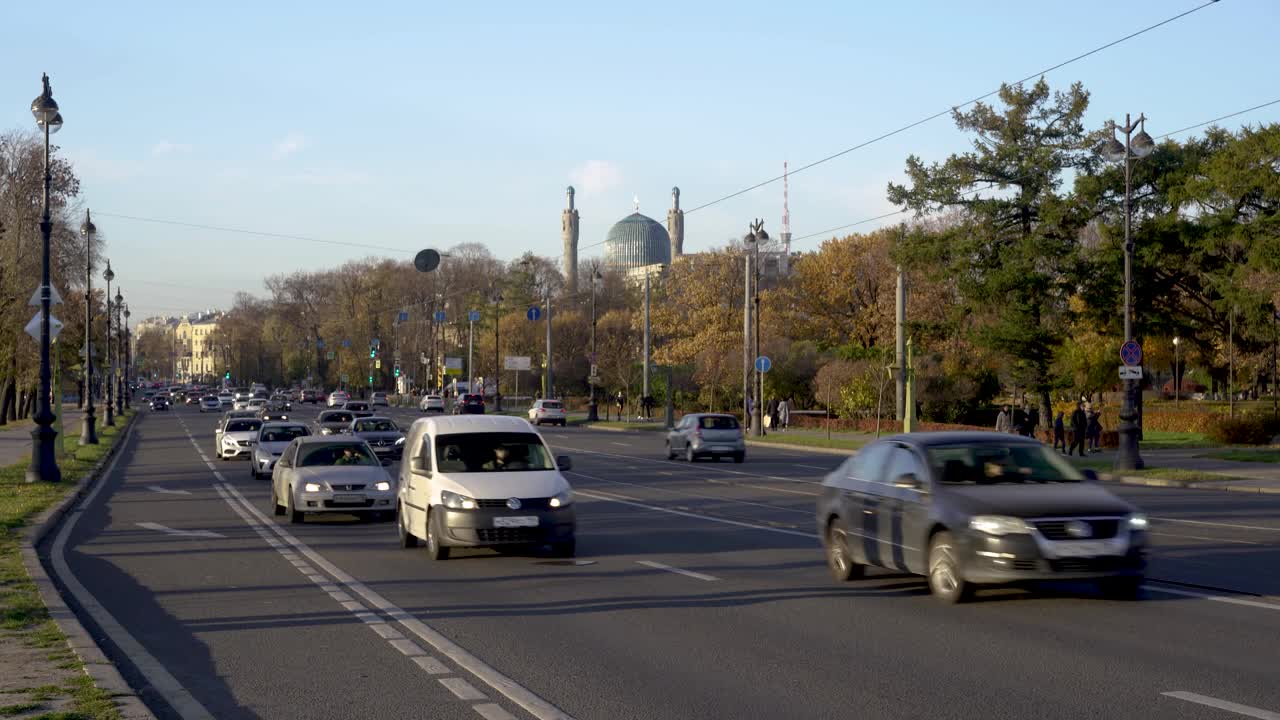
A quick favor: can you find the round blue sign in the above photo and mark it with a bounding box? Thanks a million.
[433,310,447,323]
[341,339,350,348]
[1120,341,1142,366]
[468,310,482,323]
[754,356,772,373]
[527,306,542,321]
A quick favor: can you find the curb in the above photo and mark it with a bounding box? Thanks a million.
[745,440,852,456]
[19,412,156,720]
[1101,473,1280,495]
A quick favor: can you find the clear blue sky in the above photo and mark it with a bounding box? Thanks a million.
[2,0,1276,321]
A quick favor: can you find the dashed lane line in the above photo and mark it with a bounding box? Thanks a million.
[1162,691,1280,719]
[576,473,812,515]
[637,560,719,582]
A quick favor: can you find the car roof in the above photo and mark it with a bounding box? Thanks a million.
[353,416,393,423]
[875,431,1044,448]
[260,422,308,430]
[295,435,365,445]
[412,415,534,435]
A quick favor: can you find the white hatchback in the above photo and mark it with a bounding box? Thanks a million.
[419,394,445,413]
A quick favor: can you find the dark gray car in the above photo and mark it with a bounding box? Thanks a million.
[816,432,1148,604]
[315,410,355,436]
[348,416,404,462]
[666,413,745,463]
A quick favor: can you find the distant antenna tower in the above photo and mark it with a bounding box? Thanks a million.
[781,160,792,255]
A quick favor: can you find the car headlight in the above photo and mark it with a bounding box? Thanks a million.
[320,427,333,435]
[395,437,405,445]
[549,489,573,508]
[969,515,1030,536]
[222,436,236,446]
[1128,514,1149,530]
[441,490,476,510]
[375,481,392,492]
[303,483,322,492]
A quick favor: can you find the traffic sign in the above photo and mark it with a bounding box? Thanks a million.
[342,339,350,348]
[375,359,382,369]
[755,356,772,373]
[468,310,481,323]
[504,356,532,371]
[1120,341,1142,366]
[326,351,335,360]
[25,311,63,341]
[527,306,541,321]
[397,311,410,323]
[371,338,381,347]
[1119,365,1143,380]
[434,310,447,323]
[340,373,349,382]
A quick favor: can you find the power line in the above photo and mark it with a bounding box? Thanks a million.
[1159,98,1280,138]
[94,212,415,255]
[683,0,1224,216]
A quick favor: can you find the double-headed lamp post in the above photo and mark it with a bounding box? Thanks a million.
[79,213,99,445]
[743,220,768,437]
[1100,113,1155,471]
[102,260,116,428]
[28,74,64,483]
[114,288,124,417]
[587,266,603,422]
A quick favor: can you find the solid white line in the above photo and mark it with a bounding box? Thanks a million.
[1149,531,1262,546]
[795,464,828,470]
[135,522,225,539]
[573,485,816,540]
[1162,691,1280,719]
[1146,586,1280,612]
[217,482,578,720]
[146,486,192,495]
[50,432,216,719]
[439,677,488,701]
[610,442,629,447]
[1154,517,1280,533]
[637,560,719,582]
[474,703,519,720]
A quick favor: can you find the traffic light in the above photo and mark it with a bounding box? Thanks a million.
[367,375,373,385]
[394,363,401,378]
[369,344,376,359]
[224,371,230,380]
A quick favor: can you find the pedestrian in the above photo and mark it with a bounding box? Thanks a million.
[778,398,791,432]
[641,394,654,420]
[1026,406,1039,438]
[746,395,755,425]
[995,405,1011,434]
[1053,411,1066,452]
[615,390,626,421]
[1087,408,1103,453]
[768,398,780,432]
[1069,401,1088,457]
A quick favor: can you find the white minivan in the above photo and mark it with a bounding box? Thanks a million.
[396,415,576,560]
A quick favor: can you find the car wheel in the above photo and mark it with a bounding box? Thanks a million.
[685,444,696,463]
[426,509,450,560]
[826,519,864,582]
[927,531,971,604]
[288,488,304,524]
[398,505,418,548]
[1100,576,1143,601]
[665,441,675,460]
[550,537,576,558]
[249,462,258,479]
[733,453,745,464]
[272,487,285,516]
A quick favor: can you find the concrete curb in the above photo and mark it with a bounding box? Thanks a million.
[18,412,156,720]
[1101,473,1280,495]
[745,440,853,456]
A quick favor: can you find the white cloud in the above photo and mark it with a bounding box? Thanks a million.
[568,160,622,195]
[272,132,307,159]
[150,140,192,156]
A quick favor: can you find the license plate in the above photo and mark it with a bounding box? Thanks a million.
[712,446,731,452]
[1051,540,1116,558]
[494,516,538,528]
[332,494,365,504]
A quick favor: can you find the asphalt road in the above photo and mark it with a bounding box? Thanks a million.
[43,404,1280,720]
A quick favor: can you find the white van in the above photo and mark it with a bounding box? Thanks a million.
[396,415,576,559]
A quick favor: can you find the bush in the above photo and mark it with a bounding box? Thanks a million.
[1206,414,1280,446]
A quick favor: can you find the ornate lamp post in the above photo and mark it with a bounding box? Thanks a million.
[743,220,768,437]
[102,259,115,428]
[1099,113,1155,471]
[28,75,64,482]
[79,213,100,444]
[114,288,124,417]
[587,265,603,422]
[122,304,132,409]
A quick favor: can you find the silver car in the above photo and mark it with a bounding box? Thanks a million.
[271,437,397,523]
[666,413,745,463]
[219,417,263,460]
[251,423,311,479]
[315,410,355,436]
[348,416,405,462]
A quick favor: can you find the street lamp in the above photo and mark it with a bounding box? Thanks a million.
[102,258,116,428]
[79,214,100,444]
[743,220,768,437]
[28,74,64,483]
[122,303,132,409]
[491,290,504,412]
[114,288,124,416]
[1099,113,1154,471]
[587,265,603,421]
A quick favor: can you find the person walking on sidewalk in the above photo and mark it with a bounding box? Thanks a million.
[1069,402,1089,457]
[995,405,1012,434]
[778,398,791,432]
[1053,411,1066,452]
[1087,408,1103,453]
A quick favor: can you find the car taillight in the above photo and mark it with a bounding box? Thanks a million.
[693,429,703,439]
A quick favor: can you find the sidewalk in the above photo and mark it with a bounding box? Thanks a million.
[1066,446,1280,495]
[0,405,86,467]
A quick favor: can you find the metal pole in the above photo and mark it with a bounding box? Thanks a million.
[1229,309,1234,418]
[643,272,651,401]
[80,214,98,445]
[753,242,763,437]
[467,318,474,389]
[895,263,906,421]
[743,250,752,431]
[1174,340,1180,411]
[1116,113,1144,470]
[28,111,61,484]
[588,279,598,422]
[545,290,553,399]
[494,296,502,412]
[1273,313,1278,421]
[104,283,115,428]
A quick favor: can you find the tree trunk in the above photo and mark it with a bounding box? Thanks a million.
[0,378,11,426]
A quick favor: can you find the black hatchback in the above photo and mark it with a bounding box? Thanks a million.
[816,432,1148,603]
[453,394,485,415]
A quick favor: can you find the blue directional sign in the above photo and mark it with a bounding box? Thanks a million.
[1120,341,1142,367]
[397,311,410,323]
[434,310,447,323]
[316,339,325,349]
[341,339,350,348]
[527,306,542,321]
[468,310,481,323]
[755,356,772,373]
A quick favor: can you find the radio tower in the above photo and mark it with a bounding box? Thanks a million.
[781,160,792,256]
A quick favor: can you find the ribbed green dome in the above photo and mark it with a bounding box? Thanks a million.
[605,212,671,271]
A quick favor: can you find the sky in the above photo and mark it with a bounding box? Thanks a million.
[1,0,1277,323]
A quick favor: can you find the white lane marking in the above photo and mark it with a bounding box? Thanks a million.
[371,623,405,640]
[439,677,488,701]
[1162,691,1280,719]
[412,655,451,675]
[474,704,519,720]
[147,485,193,495]
[573,484,816,540]
[795,464,829,471]
[216,482,578,720]
[135,522,225,539]
[1146,586,1280,612]
[637,560,719,582]
[1154,517,1280,533]
[562,445,823,486]
[51,427,217,719]
[705,477,818,497]
[1150,531,1262,546]
[610,442,629,447]
[580,473,812,515]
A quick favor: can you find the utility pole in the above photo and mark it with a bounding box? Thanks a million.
[493,292,503,412]
[544,288,553,399]
[643,270,651,401]
[743,246,752,431]
[467,311,475,389]
[744,220,768,437]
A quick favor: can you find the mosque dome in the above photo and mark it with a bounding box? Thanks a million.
[604,212,671,271]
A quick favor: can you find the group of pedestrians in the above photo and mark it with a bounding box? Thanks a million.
[745,397,791,433]
[997,400,1105,456]
[994,403,1039,437]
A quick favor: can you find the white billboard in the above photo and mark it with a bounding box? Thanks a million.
[503,355,532,371]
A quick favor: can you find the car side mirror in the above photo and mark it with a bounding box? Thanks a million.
[277,459,291,469]
[410,456,432,477]
[556,455,573,472]
[893,473,923,490]
[1081,468,1099,482]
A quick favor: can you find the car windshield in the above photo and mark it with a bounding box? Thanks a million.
[433,432,555,473]
[260,426,308,442]
[356,420,398,432]
[323,412,354,423]
[225,420,262,433]
[927,442,1083,484]
[297,444,379,467]
[698,416,739,430]
[541,402,563,410]
[347,402,367,408]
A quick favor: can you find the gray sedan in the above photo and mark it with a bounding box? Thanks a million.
[666,413,745,463]
[315,410,355,436]
[251,423,311,479]
[271,437,397,523]
[348,416,405,463]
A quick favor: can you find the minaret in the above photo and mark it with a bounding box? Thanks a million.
[667,186,684,258]
[562,186,579,295]
[780,162,792,274]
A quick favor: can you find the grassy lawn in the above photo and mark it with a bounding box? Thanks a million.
[582,420,667,432]
[1129,467,1238,484]
[1140,430,1217,449]
[1198,448,1280,464]
[0,412,132,720]
[748,432,867,452]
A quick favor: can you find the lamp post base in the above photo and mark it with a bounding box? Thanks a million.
[1114,380,1144,471]
[80,409,99,445]
[27,421,62,484]
[587,400,598,422]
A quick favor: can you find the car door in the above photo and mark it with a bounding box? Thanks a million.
[837,442,891,568]
[399,428,431,538]
[878,443,931,574]
[670,416,689,450]
[273,442,299,503]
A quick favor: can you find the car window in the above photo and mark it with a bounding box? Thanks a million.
[928,442,1082,484]
[297,443,379,467]
[433,432,554,473]
[356,419,397,432]
[323,412,354,423]
[849,443,891,483]
[884,445,928,485]
[698,416,739,430]
[261,426,308,443]
[226,420,263,433]
[542,401,563,410]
